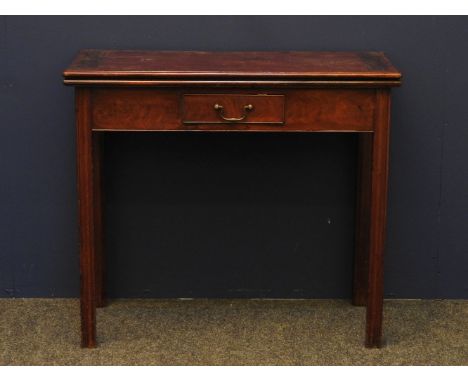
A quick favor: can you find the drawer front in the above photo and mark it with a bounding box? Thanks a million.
[182,94,284,124]
[91,89,376,132]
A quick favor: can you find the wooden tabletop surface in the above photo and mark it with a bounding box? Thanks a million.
[63,50,401,81]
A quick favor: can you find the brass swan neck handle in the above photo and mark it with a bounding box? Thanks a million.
[214,103,253,122]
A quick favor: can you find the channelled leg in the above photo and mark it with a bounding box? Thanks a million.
[365,89,391,348]
[353,133,372,306]
[76,88,97,348]
[93,132,106,308]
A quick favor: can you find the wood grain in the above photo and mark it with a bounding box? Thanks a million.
[91,88,376,132]
[365,89,391,348]
[64,50,401,81]
[75,88,97,348]
[353,133,372,307]
[93,132,106,308]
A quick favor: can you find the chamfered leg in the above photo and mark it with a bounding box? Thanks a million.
[365,89,391,348]
[93,132,106,308]
[353,133,372,306]
[76,88,97,348]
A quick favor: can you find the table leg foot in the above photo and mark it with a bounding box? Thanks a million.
[80,323,97,348]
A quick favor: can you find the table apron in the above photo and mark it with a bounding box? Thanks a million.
[89,88,378,132]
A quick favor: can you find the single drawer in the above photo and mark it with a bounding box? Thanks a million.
[91,89,375,132]
[182,94,285,124]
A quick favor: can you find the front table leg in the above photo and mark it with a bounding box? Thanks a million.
[76,88,97,348]
[365,89,391,348]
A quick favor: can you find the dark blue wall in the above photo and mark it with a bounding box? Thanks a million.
[1,16,467,298]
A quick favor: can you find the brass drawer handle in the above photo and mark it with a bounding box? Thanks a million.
[214,103,253,122]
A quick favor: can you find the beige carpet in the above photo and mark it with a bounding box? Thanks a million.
[1,298,467,365]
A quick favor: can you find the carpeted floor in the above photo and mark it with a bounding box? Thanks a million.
[1,298,467,365]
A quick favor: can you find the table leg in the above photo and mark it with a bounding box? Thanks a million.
[353,133,372,306]
[76,88,97,348]
[365,89,391,348]
[93,132,106,308]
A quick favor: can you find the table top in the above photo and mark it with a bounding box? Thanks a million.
[63,50,401,83]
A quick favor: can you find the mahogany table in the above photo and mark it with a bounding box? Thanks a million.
[63,50,402,348]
